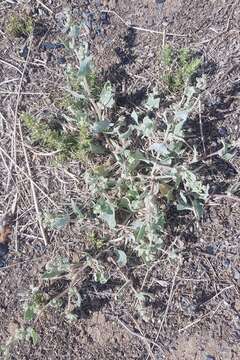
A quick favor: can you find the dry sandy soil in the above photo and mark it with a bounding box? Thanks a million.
[0,0,240,359]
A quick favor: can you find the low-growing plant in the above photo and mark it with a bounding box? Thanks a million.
[23,27,115,161]
[162,45,202,92]
[24,22,233,261]
[22,113,94,161]
[6,15,33,37]
[6,14,237,355]
[0,326,39,359]
[0,287,42,358]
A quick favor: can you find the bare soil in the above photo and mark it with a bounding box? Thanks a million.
[0,0,239,359]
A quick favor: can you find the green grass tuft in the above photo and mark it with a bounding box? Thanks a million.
[162,46,202,92]
[22,113,93,161]
[6,15,33,37]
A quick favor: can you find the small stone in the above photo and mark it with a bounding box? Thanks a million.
[40,43,65,50]
[206,245,215,255]
[219,126,228,138]
[0,243,9,257]
[223,258,231,268]
[19,46,28,60]
[206,356,215,360]
[233,269,240,281]
[234,299,240,312]
[100,12,110,25]
[57,57,66,64]
[0,258,6,268]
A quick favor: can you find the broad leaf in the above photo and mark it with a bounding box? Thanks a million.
[174,110,189,122]
[71,200,85,221]
[145,93,160,110]
[99,81,114,108]
[94,271,108,284]
[131,110,139,123]
[139,116,155,137]
[92,120,112,134]
[42,257,70,280]
[65,312,78,322]
[94,199,116,229]
[173,119,186,137]
[115,249,127,267]
[24,304,37,321]
[78,56,92,77]
[192,199,204,218]
[69,287,82,307]
[176,201,192,212]
[45,214,70,230]
[25,327,40,346]
[149,143,169,155]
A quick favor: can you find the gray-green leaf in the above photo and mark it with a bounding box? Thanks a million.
[115,249,127,267]
[149,143,169,155]
[78,56,92,77]
[99,81,115,108]
[145,93,160,110]
[24,304,37,321]
[92,120,112,134]
[44,214,70,230]
[94,199,116,229]
[25,327,40,345]
[94,271,108,284]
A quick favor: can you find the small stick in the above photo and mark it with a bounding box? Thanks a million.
[130,314,164,360]
[117,318,162,353]
[147,263,180,359]
[0,91,49,96]
[179,302,222,333]
[83,77,102,120]
[102,10,189,38]
[24,144,61,157]
[0,58,22,75]
[199,98,206,156]
[0,146,58,208]
[0,78,18,87]
[15,37,48,246]
[211,194,240,203]
[37,0,53,14]
[178,285,234,333]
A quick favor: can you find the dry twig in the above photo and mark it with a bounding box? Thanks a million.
[102,10,188,38]
[12,37,48,246]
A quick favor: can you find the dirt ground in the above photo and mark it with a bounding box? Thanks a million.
[0,0,240,359]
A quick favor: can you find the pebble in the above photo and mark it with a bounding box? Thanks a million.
[219,126,228,138]
[100,12,110,25]
[223,258,231,268]
[40,43,65,51]
[206,356,215,360]
[57,57,66,65]
[19,46,28,60]
[206,245,215,255]
[0,243,9,257]
[233,269,240,281]
[0,258,6,268]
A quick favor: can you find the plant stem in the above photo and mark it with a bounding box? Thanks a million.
[83,77,102,120]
